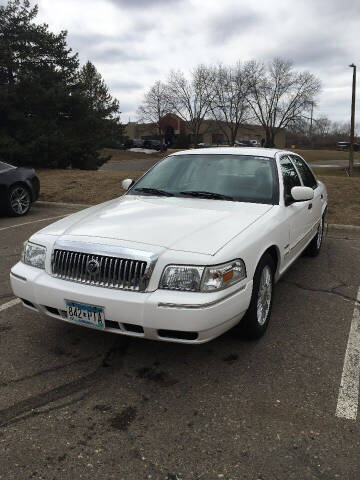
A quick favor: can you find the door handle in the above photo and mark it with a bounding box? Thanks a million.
[308,203,313,210]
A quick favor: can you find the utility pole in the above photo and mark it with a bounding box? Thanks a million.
[349,64,356,177]
[309,101,314,148]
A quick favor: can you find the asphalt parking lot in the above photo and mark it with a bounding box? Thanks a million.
[1,203,360,480]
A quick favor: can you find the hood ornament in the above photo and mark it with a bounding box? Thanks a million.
[87,258,100,275]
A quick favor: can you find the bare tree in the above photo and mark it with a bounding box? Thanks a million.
[137,80,171,137]
[166,66,213,146]
[286,115,360,149]
[208,62,251,145]
[247,58,321,147]
[312,116,332,137]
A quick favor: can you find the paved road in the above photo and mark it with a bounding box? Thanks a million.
[1,204,360,479]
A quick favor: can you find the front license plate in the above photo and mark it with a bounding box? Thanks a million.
[66,300,105,329]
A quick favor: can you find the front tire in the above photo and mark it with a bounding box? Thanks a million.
[239,253,275,340]
[6,184,31,216]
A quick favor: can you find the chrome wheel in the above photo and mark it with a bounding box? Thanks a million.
[10,186,30,215]
[256,265,272,326]
[316,217,323,250]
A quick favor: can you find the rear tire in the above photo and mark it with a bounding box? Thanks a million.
[238,253,275,340]
[305,215,324,257]
[6,184,31,217]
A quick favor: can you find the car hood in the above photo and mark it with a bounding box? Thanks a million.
[39,195,273,255]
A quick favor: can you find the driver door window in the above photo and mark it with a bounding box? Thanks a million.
[290,156,317,189]
[280,156,301,205]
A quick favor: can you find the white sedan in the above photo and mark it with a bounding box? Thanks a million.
[10,148,327,343]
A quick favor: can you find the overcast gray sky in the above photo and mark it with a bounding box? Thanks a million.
[35,0,359,124]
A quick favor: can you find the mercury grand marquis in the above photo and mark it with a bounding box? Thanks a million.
[10,148,327,343]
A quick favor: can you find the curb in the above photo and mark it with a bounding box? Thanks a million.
[326,223,360,233]
[36,201,360,232]
[37,200,91,209]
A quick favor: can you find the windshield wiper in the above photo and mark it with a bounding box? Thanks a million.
[179,190,234,201]
[132,187,174,197]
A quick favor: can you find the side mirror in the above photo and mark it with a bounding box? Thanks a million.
[121,178,134,191]
[291,186,314,202]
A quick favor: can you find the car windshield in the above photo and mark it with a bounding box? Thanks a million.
[129,154,277,204]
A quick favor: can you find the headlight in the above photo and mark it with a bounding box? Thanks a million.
[159,265,204,291]
[159,259,246,292]
[201,259,246,292]
[21,241,46,269]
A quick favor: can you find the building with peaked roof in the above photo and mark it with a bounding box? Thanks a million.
[124,113,286,148]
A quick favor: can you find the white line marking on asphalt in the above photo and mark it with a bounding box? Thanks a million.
[0,215,67,232]
[0,298,21,312]
[336,286,360,420]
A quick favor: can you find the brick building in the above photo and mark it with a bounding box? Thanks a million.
[125,113,286,148]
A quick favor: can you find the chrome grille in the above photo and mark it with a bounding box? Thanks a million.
[52,249,148,291]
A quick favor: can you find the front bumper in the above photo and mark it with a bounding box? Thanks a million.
[10,262,253,344]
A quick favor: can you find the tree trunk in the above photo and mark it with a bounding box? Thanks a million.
[158,123,164,146]
[230,126,239,146]
[269,130,276,147]
[265,128,275,148]
[264,128,271,147]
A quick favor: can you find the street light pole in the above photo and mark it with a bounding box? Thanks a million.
[349,63,356,177]
[309,101,314,148]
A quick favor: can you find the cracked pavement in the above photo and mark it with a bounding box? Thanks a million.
[0,204,360,479]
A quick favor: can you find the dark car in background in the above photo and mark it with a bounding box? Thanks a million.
[132,139,145,148]
[0,161,40,216]
[123,139,144,149]
[143,139,167,151]
[336,141,360,151]
[123,138,167,151]
[234,140,261,147]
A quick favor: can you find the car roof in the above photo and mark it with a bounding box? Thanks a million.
[169,147,295,158]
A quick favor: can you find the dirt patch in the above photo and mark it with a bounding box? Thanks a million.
[223,354,239,364]
[110,406,137,431]
[93,404,112,413]
[136,367,179,387]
